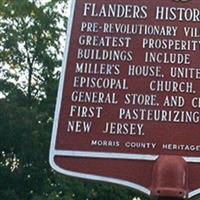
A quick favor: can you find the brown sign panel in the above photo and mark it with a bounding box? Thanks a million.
[50,0,200,197]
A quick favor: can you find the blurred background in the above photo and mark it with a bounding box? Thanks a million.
[0,0,148,199]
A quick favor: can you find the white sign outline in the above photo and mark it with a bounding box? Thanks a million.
[49,0,200,197]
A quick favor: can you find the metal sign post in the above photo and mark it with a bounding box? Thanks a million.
[50,0,200,198]
[151,156,188,199]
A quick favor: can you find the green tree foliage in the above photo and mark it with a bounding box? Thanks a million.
[0,0,148,199]
[0,0,66,103]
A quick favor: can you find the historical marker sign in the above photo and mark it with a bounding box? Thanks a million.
[50,0,200,198]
